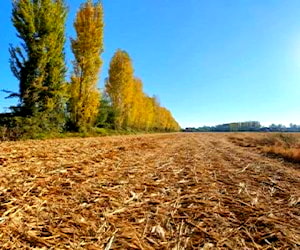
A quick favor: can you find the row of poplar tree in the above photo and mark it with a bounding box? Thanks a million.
[4,0,180,136]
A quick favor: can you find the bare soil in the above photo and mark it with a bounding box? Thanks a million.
[0,133,299,249]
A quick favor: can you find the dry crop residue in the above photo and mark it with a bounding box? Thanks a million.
[0,133,299,249]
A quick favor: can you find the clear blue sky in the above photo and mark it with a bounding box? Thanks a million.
[1,0,300,128]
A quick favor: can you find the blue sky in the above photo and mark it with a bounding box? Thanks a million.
[1,0,300,128]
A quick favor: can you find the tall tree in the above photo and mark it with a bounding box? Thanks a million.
[69,0,104,131]
[105,50,134,129]
[128,77,144,129]
[9,0,67,118]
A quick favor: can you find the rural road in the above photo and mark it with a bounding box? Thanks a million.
[0,133,299,249]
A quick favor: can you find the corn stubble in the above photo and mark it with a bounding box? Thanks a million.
[0,133,299,249]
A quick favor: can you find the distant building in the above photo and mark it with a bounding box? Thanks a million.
[184,127,197,132]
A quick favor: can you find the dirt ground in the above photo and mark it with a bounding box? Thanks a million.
[0,133,299,249]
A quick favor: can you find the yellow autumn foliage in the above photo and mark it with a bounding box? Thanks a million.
[70,0,104,131]
[105,50,134,129]
[106,50,180,132]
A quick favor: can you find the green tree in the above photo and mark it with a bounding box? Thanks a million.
[96,93,116,128]
[105,50,134,129]
[69,0,104,131]
[9,0,67,121]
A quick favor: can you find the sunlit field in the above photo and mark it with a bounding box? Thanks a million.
[0,133,299,249]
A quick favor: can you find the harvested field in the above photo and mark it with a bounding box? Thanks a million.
[0,133,299,249]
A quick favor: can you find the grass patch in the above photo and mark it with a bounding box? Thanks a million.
[262,146,300,163]
[0,125,162,141]
[229,133,300,163]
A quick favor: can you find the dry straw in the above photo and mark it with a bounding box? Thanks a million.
[0,133,299,249]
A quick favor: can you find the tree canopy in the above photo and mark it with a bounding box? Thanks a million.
[106,50,180,132]
[1,0,180,139]
[10,0,67,119]
[69,0,104,131]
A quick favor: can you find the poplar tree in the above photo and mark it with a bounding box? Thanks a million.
[128,77,144,129]
[9,0,67,119]
[105,50,134,129]
[106,50,180,132]
[70,0,104,131]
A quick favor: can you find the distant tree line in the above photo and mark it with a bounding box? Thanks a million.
[0,0,180,140]
[184,122,300,132]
